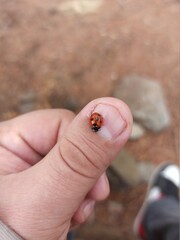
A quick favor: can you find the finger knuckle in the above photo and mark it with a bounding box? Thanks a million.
[58,135,106,178]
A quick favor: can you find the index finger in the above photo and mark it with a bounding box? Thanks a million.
[0,109,75,165]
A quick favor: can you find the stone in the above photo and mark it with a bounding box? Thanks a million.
[130,122,145,140]
[113,75,171,132]
[137,161,156,182]
[107,167,128,191]
[110,149,141,186]
[59,0,103,15]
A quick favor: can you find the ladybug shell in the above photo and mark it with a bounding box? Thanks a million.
[89,112,103,132]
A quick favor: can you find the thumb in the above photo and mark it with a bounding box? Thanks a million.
[44,97,132,202]
[0,97,132,240]
[41,97,132,219]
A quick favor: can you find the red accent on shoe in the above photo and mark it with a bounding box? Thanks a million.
[138,223,147,240]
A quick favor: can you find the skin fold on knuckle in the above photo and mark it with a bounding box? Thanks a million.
[78,133,109,169]
[58,134,107,180]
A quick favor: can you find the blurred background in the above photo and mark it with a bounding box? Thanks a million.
[0,0,179,239]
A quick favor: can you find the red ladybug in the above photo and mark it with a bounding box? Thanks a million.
[89,112,103,132]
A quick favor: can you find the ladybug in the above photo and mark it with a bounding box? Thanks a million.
[89,112,103,132]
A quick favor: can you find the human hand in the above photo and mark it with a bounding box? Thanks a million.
[0,97,132,240]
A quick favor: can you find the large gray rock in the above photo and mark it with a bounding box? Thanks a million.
[110,149,157,187]
[110,149,141,186]
[113,75,171,132]
[137,161,156,182]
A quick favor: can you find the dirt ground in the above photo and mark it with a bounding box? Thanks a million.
[0,0,179,239]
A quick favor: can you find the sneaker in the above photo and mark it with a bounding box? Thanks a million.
[134,162,180,240]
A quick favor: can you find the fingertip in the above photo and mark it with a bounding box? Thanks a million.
[88,173,110,201]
